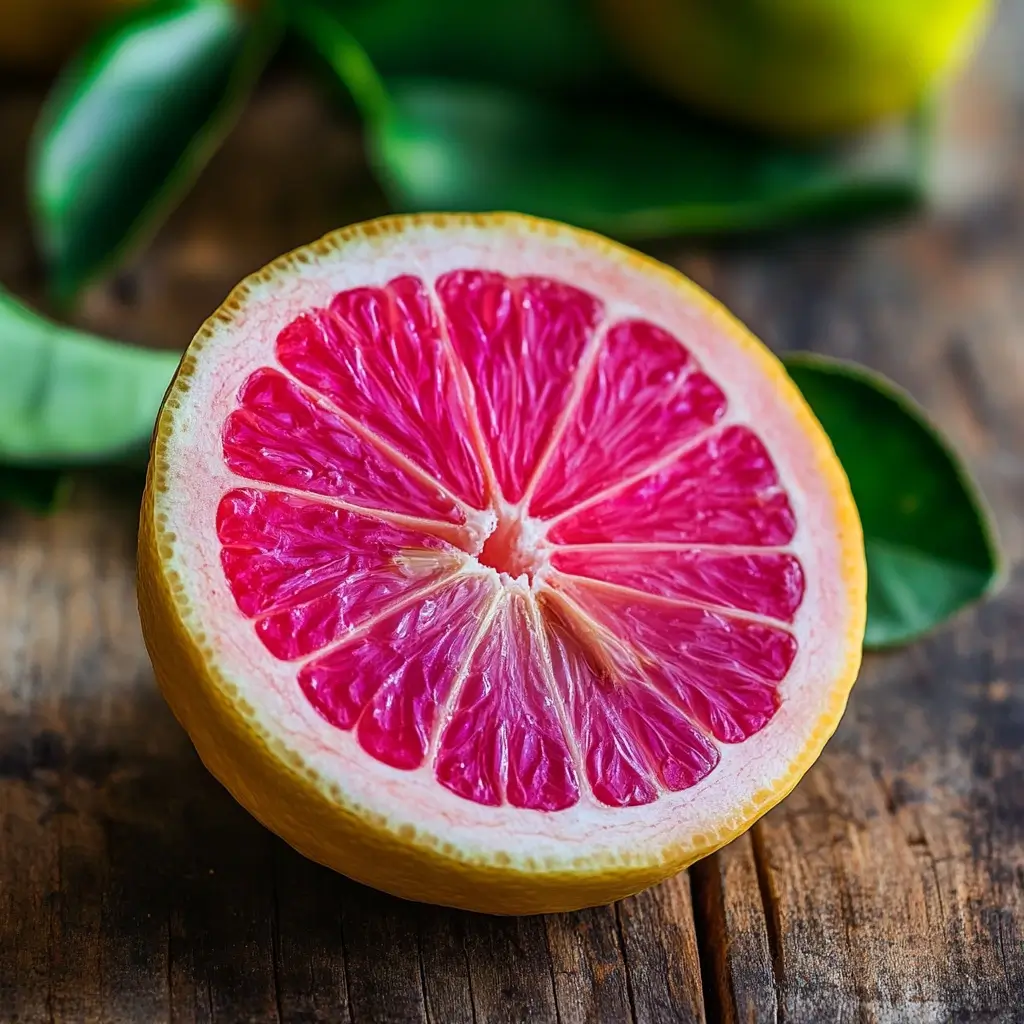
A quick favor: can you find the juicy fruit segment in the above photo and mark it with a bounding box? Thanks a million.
[544,602,720,807]
[276,276,486,509]
[217,488,461,660]
[298,574,494,771]
[554,579,797,743]
[437,270,603,502]
[223,369,465,523]
[548,547,805,622]
[546,426,797,546]
[529,319,727,518]
[435,590,578,811]
[216,265,807,812]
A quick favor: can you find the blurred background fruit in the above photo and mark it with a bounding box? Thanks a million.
[596,0,994,137]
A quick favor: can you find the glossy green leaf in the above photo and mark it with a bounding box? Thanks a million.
[313,0,615,93]
[31,0,281,304]
[369,78,926,239]
[295,4,927,238]
[290,2,391,122]
[785,354,1002,648]
[0,287,181,480]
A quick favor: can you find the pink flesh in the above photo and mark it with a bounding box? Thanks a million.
[544,606,719,807]
[549,548,805,623]
[435,591,579,811]
[217,488,457,661]
[552,577,797,743]
[547,426,797,546]
[276,276,486,509]
[436,271,602,502]
[224,368,463,523]
[217,271,805,811]
[529,320,727,518]
[298,574,495,769]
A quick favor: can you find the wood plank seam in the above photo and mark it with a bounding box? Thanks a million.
[749,826,784,1014]
[613,901,640,1024]
[688,862,726,1024]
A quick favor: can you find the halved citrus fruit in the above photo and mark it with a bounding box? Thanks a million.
[138,213,865,914]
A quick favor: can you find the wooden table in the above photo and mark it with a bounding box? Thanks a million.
[2,7,1023,1022]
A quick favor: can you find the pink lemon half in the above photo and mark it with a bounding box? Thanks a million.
[138,213,866,914]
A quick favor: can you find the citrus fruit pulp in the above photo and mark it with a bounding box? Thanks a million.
[138,213,865,914]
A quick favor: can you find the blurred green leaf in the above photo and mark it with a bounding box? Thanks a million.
[369,79,926,238]
[320,0,615,93]
[290,2,391,122]
[31,0,281,305]
[0,286,181,484]
[786,354,1002,648]
[296,4,926,239]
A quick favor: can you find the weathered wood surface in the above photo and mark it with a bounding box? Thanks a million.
[1,6,1023,1022]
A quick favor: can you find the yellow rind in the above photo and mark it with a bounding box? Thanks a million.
[137,212,866,915]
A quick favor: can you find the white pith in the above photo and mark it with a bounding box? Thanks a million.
[154,219,861,866]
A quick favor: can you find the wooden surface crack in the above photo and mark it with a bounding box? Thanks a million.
[270,848,285,1024]
[415,921,431,1024]
[612,902,639,1024]
[688,860,725,1024]
[750,825,784,1005]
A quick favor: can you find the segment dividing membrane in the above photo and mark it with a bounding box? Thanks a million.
[218,269,804,811]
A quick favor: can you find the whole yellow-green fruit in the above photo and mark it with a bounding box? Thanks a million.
[596,0,994,137]
[0,0,142,71]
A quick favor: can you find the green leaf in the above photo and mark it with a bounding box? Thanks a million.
[295,4,926,239]
[31,0,281,304]
[785,354,1002,648]
[311,0,615,93]
[370,79,926,239]
[0,286,181,476]
[290,2,392,122]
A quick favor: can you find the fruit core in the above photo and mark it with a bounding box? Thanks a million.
[216,267,805,813]
[475,511,546,584]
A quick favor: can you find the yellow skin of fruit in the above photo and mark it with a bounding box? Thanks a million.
[597,0,994,137]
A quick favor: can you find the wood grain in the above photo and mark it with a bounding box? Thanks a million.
[2,5,1024,1021]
